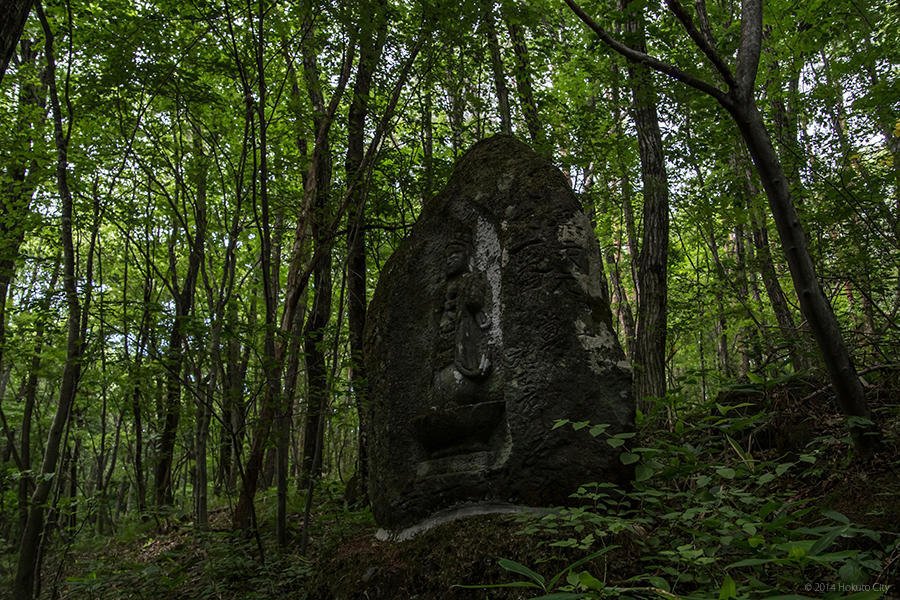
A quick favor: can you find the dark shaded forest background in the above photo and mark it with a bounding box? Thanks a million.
[0,0,898,598]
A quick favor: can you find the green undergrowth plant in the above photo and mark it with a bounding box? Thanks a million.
[44,490,328,600]
[452,548,620,599]
[39,477,371,600]
[463,394,899,600]
[58,529,315,600]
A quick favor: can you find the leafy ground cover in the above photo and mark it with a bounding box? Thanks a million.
[21,373,900,600]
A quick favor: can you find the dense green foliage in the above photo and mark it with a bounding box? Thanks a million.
[0,0,898,597]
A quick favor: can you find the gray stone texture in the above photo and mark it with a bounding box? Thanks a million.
[365,135,634,529]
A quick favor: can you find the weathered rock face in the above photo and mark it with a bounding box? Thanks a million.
[365,135,634,529]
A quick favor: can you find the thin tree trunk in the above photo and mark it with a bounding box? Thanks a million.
[301,193,333,484]
[194,364,211,530]
[65,422,81,532]
[153,128,207,508]
[611,61,640,306]
[219,298,242,492]
[16,260,60,536]
[345,0,385,509]
[731,98,876,455]
[620,0,670,407]
[95,244,113,535]
[231,14,357,531]
[299,41,336,487]
[130,271,152,516]
[446,49,465,158]
[14,6,81,596]
[97,407,124,535]
[819,51,880,347]
[249,0,285,542]
[282,297,307,477]
[274,47,310,503]
[605,245,636,360]
[705,224,732,377]
[422,90,433,200]
[484,1,512,135]
[732,214,755,376]
[741,158,807,372]
[502,10,542,145]
[685,116,732,377]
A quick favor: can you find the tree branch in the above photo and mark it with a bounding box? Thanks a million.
[0,403,23,470]
[735,0,762,95]
[664,0,737,89]
[693,0,716,43]
[561,0,726,102]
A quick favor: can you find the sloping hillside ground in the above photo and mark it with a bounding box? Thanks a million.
[30,373,900,600]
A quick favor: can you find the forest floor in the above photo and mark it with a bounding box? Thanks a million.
[15,373,900,600]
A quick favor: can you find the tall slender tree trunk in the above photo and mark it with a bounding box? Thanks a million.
[193,101,243,522]
[282,300,307,478]
[301,193,333,484]
[345,0,385,506]
[422,90,433,200]
[732,208,755,376]
[15,260,59,537]
[63,425,81,533]
[445,49,466,158]
[130,283,152,516]
[729,98,876,455]
[605,245,636,360]
[502,10,542,145]
[684,115,732,377]
[611,62,640,318]
[484,1,512,135]
[704,222,732,376]
[153,132,206,508]
[14,7,81,597]
[153,228,182,507]
[249,0,286,543]
[741,157,807,372]
[221,298,245,492]
[620,0,670,407]
[127,216,155,517]
[194,365,211,529]
[232,26,348,533]
[295,17,337,489]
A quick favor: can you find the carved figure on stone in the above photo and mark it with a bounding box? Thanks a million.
[420,231,505,460]
[365,135,634,530]
[438,235,492,381]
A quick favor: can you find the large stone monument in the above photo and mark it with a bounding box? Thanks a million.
[364,135,634,530]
